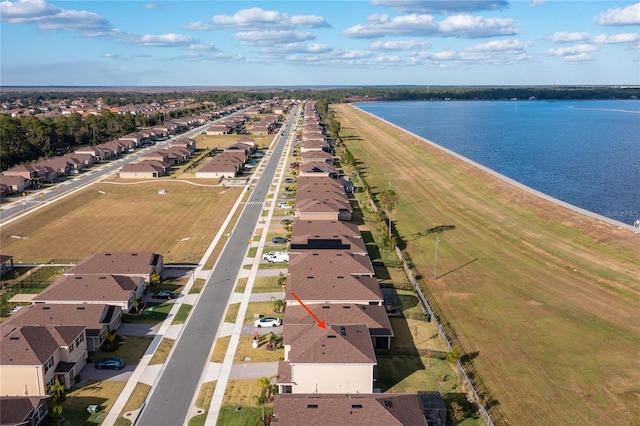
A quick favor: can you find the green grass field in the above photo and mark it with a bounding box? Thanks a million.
[1,180,240,263]
[333,103,640,426]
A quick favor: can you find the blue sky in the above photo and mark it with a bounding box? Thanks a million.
[1,0,638,86]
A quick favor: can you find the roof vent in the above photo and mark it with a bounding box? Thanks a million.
[77,306,85,310]
[307,276,314,279]
[99,276,106,280]
[10,336,20,340]
[42,306,50,310]
[105,253,112,256]
[322,305,330,309]
[327,335,337,339]
[352,404,363,409]
[75,276,82,280]
[307,404,318,409]
[337,276,344,279]
[342,305,350,309]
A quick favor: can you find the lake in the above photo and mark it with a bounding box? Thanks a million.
[354,100,640,226]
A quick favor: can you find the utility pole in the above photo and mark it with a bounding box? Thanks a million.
[433,237,439,280]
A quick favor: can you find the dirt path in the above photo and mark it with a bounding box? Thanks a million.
[334,103,640,426]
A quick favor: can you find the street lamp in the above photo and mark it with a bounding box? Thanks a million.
[433,237,439,280]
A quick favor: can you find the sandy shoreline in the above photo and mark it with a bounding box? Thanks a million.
[351,104,638,233]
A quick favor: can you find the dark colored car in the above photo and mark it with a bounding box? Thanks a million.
[280,219,292,225]
[153,290,177,299]
[95,357,125,370]
[272,236,289,244]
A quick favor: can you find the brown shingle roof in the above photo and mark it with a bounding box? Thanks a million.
[272,393,427,426]
[290,220,366,253]
[67,252,162,276]
[3,303,114,337]
[0,325,84,366]
[0,396,48,425]
[284,304,393,338]
[284,324,376,364]
[32,275,140,304]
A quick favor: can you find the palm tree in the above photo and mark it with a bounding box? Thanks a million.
[265,332,280,351]
[47,379,65,402]
[103,330,122,352]
[273,299,285,314]
[277,273,287,289]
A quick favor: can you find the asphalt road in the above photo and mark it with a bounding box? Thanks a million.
[136,105,299,426]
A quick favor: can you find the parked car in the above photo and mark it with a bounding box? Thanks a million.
[272,236,289,244]
[284,177,294,183]
[153,290,177,299]
[280,219,292,225]
[244,163,255,169]
[262,251,289,263]
[95,357,125,370]
[254,317,282,328]
[277,202,292,210]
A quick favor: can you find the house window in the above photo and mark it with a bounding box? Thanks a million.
[46,376,55,388]
[75,333,84,346]
[43,356,54,374]
[68,342,74,353]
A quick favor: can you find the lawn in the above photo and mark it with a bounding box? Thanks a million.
[89,336,152,366]
[243,301,284,324]
[334,103,640,426]
[114,382,151,426]
[1,180,240,263]
[149,338,175,365]
[234,335,283,363]
[252,275,285,293]
[172,303,193,324]
[50,380,126,425]
[211,336,231,363]
[188,381,217,426]
[217,379,272,426]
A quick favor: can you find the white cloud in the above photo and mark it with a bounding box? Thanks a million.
[211,7,329,30]
[438,14,517,37]
[550,32,589,43]
[176,52,244,62]
[596,3,640,26]
[0,0,114,35]
[184,21,214,31]
[235,30,315,46]
[368,39,431,50]
[186,43,218,51]
[343,13,516,38]
[548,43,597,62]
[529,0,548,7]
[592,32,640,44]
[263,43,332,54]
[143,2,158,10]
[134,33,196,47]
[371,0,509,13]
[101,52,122,59]
[464,39,532,52]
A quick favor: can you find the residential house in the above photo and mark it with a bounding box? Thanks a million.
[119,161,168,179]
[289,220,366,254]
[276,324,376,394]
[297,163,338,179]
[196,155,242,178]
[0,324,87,394]
[3,303,121,352]
[284,303,393,350]
[0,396,49,426]
[271,393,428,426]
[32,275,145,313]
[0,175,29,195]
[299,150,334,165]
[64,251,164,284]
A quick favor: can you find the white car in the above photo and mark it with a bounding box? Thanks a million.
[254,317,282,327]
[262,251,289,263]
[277,202,292,210]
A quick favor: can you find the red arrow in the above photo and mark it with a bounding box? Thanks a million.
[290,292,327,329]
